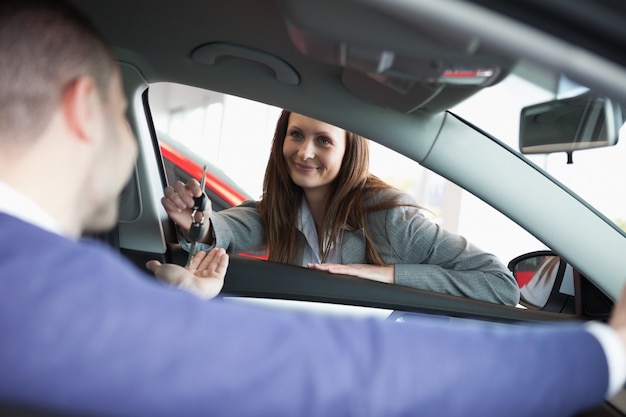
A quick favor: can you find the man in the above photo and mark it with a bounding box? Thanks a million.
[0,1,624,416]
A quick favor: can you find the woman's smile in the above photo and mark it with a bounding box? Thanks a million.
[293,162,319,173]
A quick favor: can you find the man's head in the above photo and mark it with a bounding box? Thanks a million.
[0,0,137,236]
[0,0,113,141]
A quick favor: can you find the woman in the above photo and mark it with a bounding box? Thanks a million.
[163,110,520,305]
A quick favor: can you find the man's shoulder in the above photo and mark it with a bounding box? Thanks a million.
[0,213,80,260]
[0,212,147,286]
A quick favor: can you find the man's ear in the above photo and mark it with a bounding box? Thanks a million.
[61,76,99,143]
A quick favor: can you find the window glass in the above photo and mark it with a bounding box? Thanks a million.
[149,77,568,264]
[149,83,280,199]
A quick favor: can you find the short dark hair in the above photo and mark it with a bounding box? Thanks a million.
[0,0,115,141]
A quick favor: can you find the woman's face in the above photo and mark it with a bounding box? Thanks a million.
[282,113,346,198]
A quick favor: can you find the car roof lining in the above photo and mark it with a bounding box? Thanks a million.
[73,0,516,119]
[72,0,626,121]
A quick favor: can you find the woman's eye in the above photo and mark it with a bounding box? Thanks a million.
[289,130,303,139]
[318,136,331,145]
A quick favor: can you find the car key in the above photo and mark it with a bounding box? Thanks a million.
[187,165,208,266]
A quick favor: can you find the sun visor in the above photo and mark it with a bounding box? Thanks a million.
[278,0,507,113]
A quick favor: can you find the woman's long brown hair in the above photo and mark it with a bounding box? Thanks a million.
[257,110,413,265]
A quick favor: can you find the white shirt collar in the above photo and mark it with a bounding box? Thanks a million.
[0,180,63,235]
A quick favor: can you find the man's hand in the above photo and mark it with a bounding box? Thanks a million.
[162,179,212,242]
[146,248,229,300]
[307,263,395,284]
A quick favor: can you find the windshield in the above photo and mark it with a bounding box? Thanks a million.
[452,73,626,235]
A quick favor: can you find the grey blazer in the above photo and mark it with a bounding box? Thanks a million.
[203,189,520,305]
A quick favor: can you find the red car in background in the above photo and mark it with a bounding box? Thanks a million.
[158,133,251,211]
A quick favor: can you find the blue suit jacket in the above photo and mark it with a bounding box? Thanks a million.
[0,214,608,416]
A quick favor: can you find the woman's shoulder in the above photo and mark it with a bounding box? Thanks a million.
[364,185,416,205]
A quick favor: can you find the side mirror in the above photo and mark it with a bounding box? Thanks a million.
[508,251,574,312]
[509,251,613,318]
[519,93,622,161]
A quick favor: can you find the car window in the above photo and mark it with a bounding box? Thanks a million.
[149,78,549,264]
[148,79,551,266]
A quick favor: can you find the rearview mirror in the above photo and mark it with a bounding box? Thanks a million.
[519,93,622,159]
